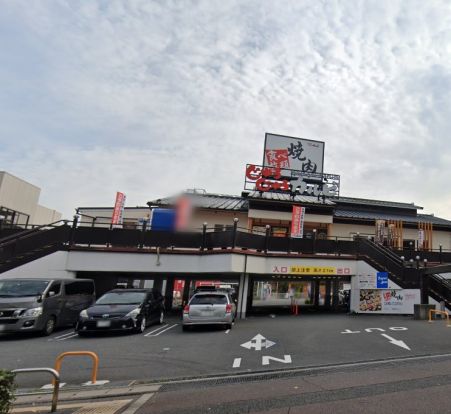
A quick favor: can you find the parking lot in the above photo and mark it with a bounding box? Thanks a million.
[2,313,451,390]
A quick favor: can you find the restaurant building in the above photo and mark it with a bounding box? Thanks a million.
[68,134,451,316]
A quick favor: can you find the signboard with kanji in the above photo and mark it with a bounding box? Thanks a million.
[263,133,325,174]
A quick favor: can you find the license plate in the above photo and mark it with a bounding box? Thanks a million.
[201,310,213,315]
[96,320,111,328]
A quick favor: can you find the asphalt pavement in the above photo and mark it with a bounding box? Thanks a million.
[2,313,451,390]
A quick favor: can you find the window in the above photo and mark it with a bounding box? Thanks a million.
[64,281,94,296]
[190,294,228,305]
[48,282,61,296]
[96,291,146,305]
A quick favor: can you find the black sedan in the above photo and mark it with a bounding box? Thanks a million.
[76,289,164,335]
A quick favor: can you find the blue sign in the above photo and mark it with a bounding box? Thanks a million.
[376,272,389,289]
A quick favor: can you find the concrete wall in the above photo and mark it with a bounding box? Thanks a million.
[0,172,40,216]
[33,205,63,225]
[1,251,75,279]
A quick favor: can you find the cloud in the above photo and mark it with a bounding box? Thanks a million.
[1,0,451,219]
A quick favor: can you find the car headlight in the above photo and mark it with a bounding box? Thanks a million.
[79,309,89,319]
[126,308,141,319]
[22,307,43,318]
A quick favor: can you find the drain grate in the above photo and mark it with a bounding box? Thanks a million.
[158,352,451,392]
[72,400,129,414]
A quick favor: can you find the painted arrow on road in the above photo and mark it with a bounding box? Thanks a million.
[381,334,411,350]
[241,334,275,351]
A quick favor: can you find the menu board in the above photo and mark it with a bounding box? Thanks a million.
[359,289,420,314]
[358,274,377,289]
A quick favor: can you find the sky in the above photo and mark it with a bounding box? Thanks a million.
[1,0,451,220]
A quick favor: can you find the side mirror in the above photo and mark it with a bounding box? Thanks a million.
[48,291,56,297]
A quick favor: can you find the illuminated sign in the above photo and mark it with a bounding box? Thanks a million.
[245,164,340,197]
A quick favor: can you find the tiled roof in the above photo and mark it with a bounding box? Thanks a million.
[246,191,335,206]
[148,192,451,227]
[334,209,451,226]
[149,193,248,211]
[336,196,421,210]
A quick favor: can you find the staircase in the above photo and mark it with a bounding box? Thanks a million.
[427,274,451,310]
[357,237,451,309]
[357,237,420,289]
[0,223,71,274]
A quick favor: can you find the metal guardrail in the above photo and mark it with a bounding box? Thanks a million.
[12,367,60,412]
[53,351,99,385]
[428,309,451,327]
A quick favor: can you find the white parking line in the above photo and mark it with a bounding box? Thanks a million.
[48,331,76,341]
[146,324,178,337]
[225,329,230,334]
[144,324,168,337]
[57,333,78,341]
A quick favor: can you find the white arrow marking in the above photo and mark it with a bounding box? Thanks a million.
[381,334,411,350]
[241,334,276,351]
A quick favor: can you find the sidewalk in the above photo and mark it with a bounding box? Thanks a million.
[11,384,160,414]
[11,355,451,414]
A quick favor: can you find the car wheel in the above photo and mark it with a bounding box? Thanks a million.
[137,317,146,334]
[225,324,232,330]
[78,331,88,337]
[159,310,164,325]
[182,325,190,332]
[41,316,56,336]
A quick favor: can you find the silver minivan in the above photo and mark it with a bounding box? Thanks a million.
[182,291,236,331]
[0,278,95,335]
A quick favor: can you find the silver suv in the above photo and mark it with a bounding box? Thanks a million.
[182,291,236,331]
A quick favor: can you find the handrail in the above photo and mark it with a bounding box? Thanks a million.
[428,309,451,327]
[0,221,70,249]
[53,351,99,385]
[12,367,60,412]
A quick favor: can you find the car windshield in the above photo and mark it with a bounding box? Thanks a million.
[190,294,228,305]
[0,280,50,297]
[96,291,146,305]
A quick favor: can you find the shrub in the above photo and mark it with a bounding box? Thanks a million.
[0,370,16,414]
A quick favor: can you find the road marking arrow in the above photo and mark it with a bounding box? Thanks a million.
[381,334,411,350]
[241,334,276,351]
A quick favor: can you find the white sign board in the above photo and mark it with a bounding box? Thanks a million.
[263,133,325,174]
[358,274,377,289]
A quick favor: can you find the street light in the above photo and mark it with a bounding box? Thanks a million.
[423,258,428,268]
[415,255,420,269]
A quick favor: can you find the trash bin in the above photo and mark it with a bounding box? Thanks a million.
[414,304,436,320]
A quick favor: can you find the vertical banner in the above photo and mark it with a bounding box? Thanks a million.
[291,205,305,238]
[111,192,126,226]
[375,220,385,244]
[418,229,425,250]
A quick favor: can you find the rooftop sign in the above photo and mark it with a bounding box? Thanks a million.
[263,133,325,174]
[244,164,340,197]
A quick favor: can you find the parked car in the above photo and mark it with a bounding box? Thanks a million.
[183,291,236,331]
[76,288,164,335]
[0,278,95,335]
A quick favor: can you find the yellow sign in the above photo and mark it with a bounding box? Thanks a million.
[290,266,336,275]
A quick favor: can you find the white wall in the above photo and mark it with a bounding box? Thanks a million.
[329,223,374,239]
[66,250,247,274]
[0,172,40,216]
[1,251,75,279]
[32,205,63,225]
